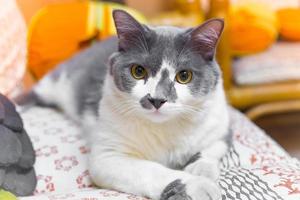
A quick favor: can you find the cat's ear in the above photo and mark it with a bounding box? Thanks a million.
[112,9,148,52]
[188,18,224,61]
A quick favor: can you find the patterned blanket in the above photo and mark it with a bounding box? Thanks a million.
[19,107,300,200]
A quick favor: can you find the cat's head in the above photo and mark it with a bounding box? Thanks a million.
[108,10,224,123]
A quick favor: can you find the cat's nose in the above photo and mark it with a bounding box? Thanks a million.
[147,97,167,110]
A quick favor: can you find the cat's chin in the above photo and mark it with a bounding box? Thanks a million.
[143,110,174,123]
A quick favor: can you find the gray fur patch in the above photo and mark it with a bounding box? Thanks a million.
[40,37,118,116]
[139,94,153,110]
[188,61,220,96]
[224,127,233,148]
[160,179,191,200]
[155,69,177,102]
[111,56,137,92]
[183,152,201,169]
[64,37,118,116]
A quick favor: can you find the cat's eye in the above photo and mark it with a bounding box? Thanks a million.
[131,64,147,80]
[176,70,193,84]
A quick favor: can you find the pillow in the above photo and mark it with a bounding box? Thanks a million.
[229,3,278,56]
[233,42,300,85]
[0,0,27,97]
[277,8,300,41]
[27,1,146,79]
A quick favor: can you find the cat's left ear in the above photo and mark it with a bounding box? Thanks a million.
[188,18,224,61]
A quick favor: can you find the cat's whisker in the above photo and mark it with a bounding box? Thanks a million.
[114,102,139,116]
[114,105,135,116]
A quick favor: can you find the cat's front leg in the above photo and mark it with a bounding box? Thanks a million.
[184,157,220,181]
[89,149,221,200]
[184,140,228,181]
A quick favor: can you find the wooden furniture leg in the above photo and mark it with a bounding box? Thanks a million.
[208,0,232,90]
[246,100,300,120]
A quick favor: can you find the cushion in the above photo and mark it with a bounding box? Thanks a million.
[233,42,300,85]
[27,1,146,79]
[18,106,300,199]
[277,8,300,41]
[229,3,278,55]
[0,0,27,97]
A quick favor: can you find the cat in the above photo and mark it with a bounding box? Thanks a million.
[18,10,231,200]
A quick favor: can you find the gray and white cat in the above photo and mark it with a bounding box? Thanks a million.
[19,10,230,200]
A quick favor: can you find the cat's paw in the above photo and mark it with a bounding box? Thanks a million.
[160,177,221,200]
[184,158,220,181]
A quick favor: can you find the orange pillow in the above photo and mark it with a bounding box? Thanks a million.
[277,8,300,41]
[0,0,27,97]
[16,0,83,24]
[229,3,278,55]
[27,2,146,79]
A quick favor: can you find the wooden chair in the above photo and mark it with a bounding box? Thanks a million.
[209,0,300,120]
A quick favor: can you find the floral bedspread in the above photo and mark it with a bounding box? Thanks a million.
[19,107,300,200]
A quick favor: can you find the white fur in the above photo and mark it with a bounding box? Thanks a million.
[87,64,229,199]
[34,72,77,118]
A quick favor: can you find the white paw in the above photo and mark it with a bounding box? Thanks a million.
[184,159,220,181]
[160,177,221,200]
[186,177,221,200]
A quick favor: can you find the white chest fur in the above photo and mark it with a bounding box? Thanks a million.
[88,78,229,169]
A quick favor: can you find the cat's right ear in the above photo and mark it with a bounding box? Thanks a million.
[112,10,148,52]
[186,18,224,61]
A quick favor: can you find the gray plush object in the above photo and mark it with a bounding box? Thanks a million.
[0,94,36,196]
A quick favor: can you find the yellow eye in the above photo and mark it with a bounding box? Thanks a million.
[176,70,193,84]
[131,64,147,80]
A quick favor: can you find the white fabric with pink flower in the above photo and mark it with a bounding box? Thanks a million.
[19,107,300,200]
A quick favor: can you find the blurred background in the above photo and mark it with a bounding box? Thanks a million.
[1,0,300,157]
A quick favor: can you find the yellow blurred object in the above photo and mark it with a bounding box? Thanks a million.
[229,3,278,55]
[27,1,146,79]
[149,11,203,27]
[0,189,17,200]
[277,8,300,41]
[148,0,203,27]
[16,0,85,24]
